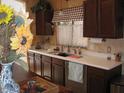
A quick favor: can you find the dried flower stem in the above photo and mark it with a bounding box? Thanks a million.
[3,24,10,63]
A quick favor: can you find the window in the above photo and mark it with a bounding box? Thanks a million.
[72,21,88,47]
[57,22,73,46]
[57,21,88,47]
[1,0,26,14]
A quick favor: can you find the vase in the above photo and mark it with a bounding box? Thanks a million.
[0,62,20,93]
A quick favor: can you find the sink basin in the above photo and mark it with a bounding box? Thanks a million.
[56,52,70,57]
[48,51,82,58]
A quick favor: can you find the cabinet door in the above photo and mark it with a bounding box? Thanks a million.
[52,64,65,85]
[83,0,98,37]
[36,11,45,35]
[99,0,123,38]
[28,52,35,72]
[87,75,105,93]
[98,0,115,38]
[35,53,42,75]
[52,58,65,85]
[42,61,52,80]
[87,66,106,93]
[42,56,52,80]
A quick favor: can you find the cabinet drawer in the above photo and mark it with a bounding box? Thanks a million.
[35,53,42,60]
[28,52,34,57]
[87,66,105,77]
[42,55,51,62]
[52,58,65,66]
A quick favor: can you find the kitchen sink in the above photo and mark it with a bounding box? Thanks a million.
[48,51,82,58]
[56,52,70,57]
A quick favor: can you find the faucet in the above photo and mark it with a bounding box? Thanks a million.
[61,45,64,52]
[67,46,70,53]
[78,47,82,55]
[73,48,77,54]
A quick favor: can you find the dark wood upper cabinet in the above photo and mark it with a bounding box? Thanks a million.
[83,0,123,38]
[35,0,54,36]
[36,10,53,35]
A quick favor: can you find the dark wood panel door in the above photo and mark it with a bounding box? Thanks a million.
[52,64,65,85]
[99,0,115,38]
[99,0,123,38]
[52,58,65,85]
[35,7,53,35]
[36,11,45,35]
[35,53,42,75]
[87,66,122,93]
[83,0,98,37]
[28,52,35,72]
[42,61,52,80]
[83,0,123,38]
[87,75,105,93]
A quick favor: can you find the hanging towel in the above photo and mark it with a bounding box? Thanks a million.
[68,62,83,83]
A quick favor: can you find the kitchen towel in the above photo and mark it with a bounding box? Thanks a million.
[68,62,83,83]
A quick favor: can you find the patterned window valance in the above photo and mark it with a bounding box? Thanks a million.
[52,6,83,22]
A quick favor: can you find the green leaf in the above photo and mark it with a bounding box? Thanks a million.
[6,51,17,62]
[6,51,25,62]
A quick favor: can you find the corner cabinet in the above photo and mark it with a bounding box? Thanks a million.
[87,65,122,93]
[83,0,123,38]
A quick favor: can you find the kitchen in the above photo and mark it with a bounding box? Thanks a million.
[0,0,124,93]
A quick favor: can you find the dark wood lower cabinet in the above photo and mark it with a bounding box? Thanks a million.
[28,52,122,93]
[35,53,42,75]
[87,65,122,93]
[52,58,65,85]
[28,52,35,72]
[42,55,52,80]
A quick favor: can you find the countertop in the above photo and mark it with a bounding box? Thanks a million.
[29,49,123,70]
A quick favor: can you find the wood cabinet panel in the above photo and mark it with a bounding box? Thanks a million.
[42,56,52,80]
[83,0,123,38]
[52,64,65,85]
[35,53,42,75]
[99,0,116,38]
[83,0,98,37]
[36,11,45,35]
[42,55,51,62]
[52,58,65,66]
[87,66,122,93]
[87,75,105,93]
[28,52,35,72]
[36,11,53,35]
[52,58,65,85]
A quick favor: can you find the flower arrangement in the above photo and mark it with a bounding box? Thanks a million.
[0,4,33,63]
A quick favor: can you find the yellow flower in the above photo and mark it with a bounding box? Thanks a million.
[10,25,33,55]
[0,5,13,24]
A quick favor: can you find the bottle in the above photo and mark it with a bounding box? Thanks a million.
[115,53,121,62]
